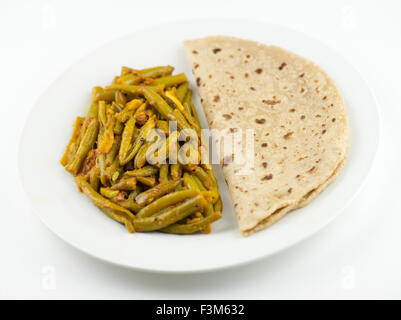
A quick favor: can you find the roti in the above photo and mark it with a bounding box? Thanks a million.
[184,36,349,236]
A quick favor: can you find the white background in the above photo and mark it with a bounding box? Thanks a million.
[1,0,400,299]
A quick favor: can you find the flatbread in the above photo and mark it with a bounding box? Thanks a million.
[184,36,348,236]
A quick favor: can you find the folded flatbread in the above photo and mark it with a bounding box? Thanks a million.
[184,36,348,236]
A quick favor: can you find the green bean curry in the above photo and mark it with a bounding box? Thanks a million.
[60,66,222,234]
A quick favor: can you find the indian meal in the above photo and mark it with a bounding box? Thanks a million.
[61,35,348,237]
[60,66,222,234]
[185,36,348,236]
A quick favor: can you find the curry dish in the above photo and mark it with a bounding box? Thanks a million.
[60,66,222,234]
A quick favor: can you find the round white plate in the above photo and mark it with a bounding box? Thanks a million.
[19,19,380,273]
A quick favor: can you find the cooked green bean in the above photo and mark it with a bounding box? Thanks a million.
[183,172,199,191]
[133,194,205,232]
[151,73,187,87]
[140,88,190,130]
[192,175,214,217]
[171,163,182,180]
[140,65,174,78]
[106,156,122,184]
[125,166,159,177]
[165,90,200,132]
[136,189,199,218]
[98,108,115,154]
[192,166,213,189]
[173,107,200,133]
[100,207,135,233]
[156,120,170,135]
[100,187,120,198]
[105,84,164,95]
[119,116,136,163]
[129,185,143,200]
[159,164,169,183]
[65,119,99,175]
[182,90,192,108]
[120,116,156,165]
[114,99,143,123]
[136,175,156,187]
[60,116,84,166]
[184,90,201,127]
[115,90,127,106]
[111,177,137,191]
[176,82,188,102]
[92,87,115,103]
[133,142,151,169]
[135,179,181,206]
[89,166,100,191]
[113,199,142,213]
[97,153,108,186]
[113,118,124,135]
[97,101,107,127]
[75,176,135,232]
[214,198,222,213]
[105,135,121,166]
[87,103,99,119]
[119,69,142,85]
[160,211,221,234]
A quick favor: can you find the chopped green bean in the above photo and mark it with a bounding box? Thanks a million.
[135,180,181,206]
[133,194,205,232]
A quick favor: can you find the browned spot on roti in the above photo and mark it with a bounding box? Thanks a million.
[261,174,273,181]
[255,68,263,74]
[192,50,198,54]
[213,95,220,102]
[222,114,232,120]
[262,162,268,168]
[213,48,222,54]
[283,132,294,139]
[307,166,316,174]
[279,62,287,70]
[255,118,266,124]
[261,143,268,147]
[262,99,281,105]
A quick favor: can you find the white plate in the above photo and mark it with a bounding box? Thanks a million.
[19,19,380,273]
